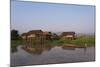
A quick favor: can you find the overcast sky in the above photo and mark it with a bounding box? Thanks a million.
[11,1,95,34]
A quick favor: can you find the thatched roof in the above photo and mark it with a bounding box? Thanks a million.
[27,30,43,35]
[61,32,75,36]
[21,30,43,36]
[43,32,52,35]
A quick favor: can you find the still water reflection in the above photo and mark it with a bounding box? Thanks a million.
[11,44,95,66]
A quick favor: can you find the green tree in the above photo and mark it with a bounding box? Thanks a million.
[11,29,20,40]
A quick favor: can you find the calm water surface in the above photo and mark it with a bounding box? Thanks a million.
[11,45,95,66]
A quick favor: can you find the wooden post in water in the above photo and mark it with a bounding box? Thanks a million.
[83,43,87,54]
[85,43,87,48]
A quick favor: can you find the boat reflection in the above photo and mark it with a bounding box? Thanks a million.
[62,46,75,50]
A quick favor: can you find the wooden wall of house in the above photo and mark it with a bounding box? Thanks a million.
[26,35,46,45]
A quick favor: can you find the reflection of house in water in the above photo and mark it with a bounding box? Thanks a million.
[61,32,75,40]
[22,44,52,55]
[33,44,52,55]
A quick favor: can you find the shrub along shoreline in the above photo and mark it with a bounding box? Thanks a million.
[11,35,95,52]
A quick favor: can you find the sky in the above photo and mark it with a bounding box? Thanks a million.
[11,1,95,34]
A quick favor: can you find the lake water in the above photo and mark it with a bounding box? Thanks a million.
[11,45,95,66]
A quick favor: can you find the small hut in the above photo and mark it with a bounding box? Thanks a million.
[61,32,75,40]
[26,30,43,43]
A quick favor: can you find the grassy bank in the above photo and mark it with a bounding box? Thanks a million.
[59,36,95,46]
[47,36,95,47]
[68,36,95,46]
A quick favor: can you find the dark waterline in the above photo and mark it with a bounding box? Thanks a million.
[11,45,95,66]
